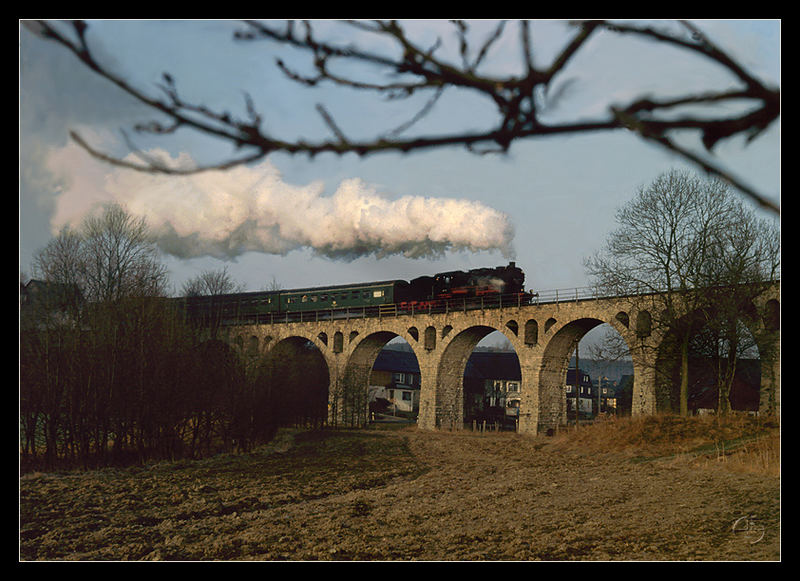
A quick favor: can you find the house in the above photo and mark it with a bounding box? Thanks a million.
[369,348,421,414]
[463,351,521,425]
[20,279,83,329]
[565,367,595,420]
[594,376,619,414]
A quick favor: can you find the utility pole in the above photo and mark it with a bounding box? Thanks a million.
[574,338,580,428]
[597,376,602,419]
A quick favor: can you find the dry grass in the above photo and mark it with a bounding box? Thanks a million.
[690,429,781,476]
[545,413,780,476]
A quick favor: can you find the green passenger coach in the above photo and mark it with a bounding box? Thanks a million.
[279,280,403,312]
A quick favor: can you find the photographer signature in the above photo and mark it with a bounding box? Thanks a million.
[732,515,766,544]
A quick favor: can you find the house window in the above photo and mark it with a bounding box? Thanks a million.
[393,372,406,384]
[401,391,412,401]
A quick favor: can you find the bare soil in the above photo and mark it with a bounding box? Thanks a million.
[19,424,780,561]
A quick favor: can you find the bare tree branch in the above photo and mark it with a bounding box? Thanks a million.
[29,19,779,211]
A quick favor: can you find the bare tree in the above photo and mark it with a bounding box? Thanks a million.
[80,203,170,302]
[585,170,779,415]
[690,199,780,413]
[28,227,86,322]
[31,227,84,292]
[263,275,282,292]
[26,19,779,212]
[181,266,244,297]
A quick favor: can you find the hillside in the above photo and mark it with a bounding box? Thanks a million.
[568,357,633,383]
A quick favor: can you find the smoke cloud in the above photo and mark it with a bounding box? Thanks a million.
[47,145,515,261]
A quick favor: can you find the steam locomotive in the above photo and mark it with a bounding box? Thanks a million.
[183,262,531,325]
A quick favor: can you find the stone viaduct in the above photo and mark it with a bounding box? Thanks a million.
[214,283,780,436]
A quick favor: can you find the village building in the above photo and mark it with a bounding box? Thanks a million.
[368,348,421,415]
[564,368,596,421]
[462,351,521,428]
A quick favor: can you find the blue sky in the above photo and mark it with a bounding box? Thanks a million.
[20,19,780,303]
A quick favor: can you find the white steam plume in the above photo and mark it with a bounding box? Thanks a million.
[47,146,515,261]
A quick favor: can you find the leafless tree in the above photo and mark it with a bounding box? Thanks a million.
[585,170,779,415]
[79,203,170,302]
[180,266,245,339]
[30,227,84,294]
[689,199,780,413]
[27,19,779,212]
[262,275,282,292]
[181,266,244,297]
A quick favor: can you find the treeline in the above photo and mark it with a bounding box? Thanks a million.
[20,294,285,471]
[20,203,326,472]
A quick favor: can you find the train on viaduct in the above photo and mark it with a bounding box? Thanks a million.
[182,263,780,435]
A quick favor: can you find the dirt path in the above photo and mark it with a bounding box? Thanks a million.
[19,426,780,561]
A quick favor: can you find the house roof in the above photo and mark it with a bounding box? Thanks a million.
[373,348,524,381]
[464,351,521,381]
[21,279,83,307]
[566,368,593,388]
[372,349,420,374]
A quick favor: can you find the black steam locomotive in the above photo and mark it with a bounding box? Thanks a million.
[183,262,531,324]
[396,261,528,311]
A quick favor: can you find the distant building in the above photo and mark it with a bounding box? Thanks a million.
[369,349,421,414]
[370,348,525,424]
[20,279,83,329]
[565,368,595,420]
[463,351,521,426]
[593,376,619,414]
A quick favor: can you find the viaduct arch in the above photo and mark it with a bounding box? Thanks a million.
[214,283,780,436]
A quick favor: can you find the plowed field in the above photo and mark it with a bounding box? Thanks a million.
[19,423,780,561]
